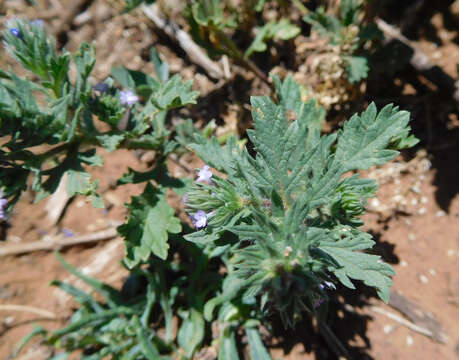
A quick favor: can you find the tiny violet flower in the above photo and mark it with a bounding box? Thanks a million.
[197,165,213,183]
[319,281,334,291]
[31,19,44,26]
[9,28,22,38]
[120,90,139,105]
[313,297,325,309]
[62,228,74,237]
[182,194,189,206]
[191,210,209,229]
[0,193,8,221]
[93,82,109,95]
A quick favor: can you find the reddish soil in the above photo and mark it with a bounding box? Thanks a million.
[1,1,458,359]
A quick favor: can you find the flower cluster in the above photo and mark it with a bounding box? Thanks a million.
[186,165,214,229]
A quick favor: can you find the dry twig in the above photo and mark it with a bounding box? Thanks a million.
[376,18,459,102]
[0,227,119,257]
[142,3,224,80]
[0,304,56,319]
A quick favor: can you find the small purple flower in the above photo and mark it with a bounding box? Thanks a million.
[9,28,22,38]
[93,82,109,95]
[314,297,325,308]
[319,281,334,291]
[182,194,189,206]
[120,90,139,105]
[62,228,74,237]
[0,193,7,221]
[197,165,212,183]
[31,19,44,26]
[191,210,209,229]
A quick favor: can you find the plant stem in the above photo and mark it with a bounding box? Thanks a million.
[292,0,309,16]
[211,26,271,85]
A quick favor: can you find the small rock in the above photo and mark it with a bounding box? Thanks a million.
[411,198,418,206]
[406,335,414,346]
[76,200,86,208]
[4,316,14,326]
[408,233,416,241]
[421,196,428,204]
[418,207,427,215]
[383,324,394,334]
[371,198,380,208]
[419,275,429,284]
[447,249,456,257]
[436,210,446,217]
[400,260,408,267]
[429,269,436,276]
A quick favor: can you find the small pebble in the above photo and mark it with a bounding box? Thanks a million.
[411,198,418,206]
[400,260,408,267]
[429,269,436,276]
[408,233,416,241]
[418,207,426,215]
[447,249,455,257]
[411,185,421,194]
[419,275,429,284]
[406,335,414,346]
[383,324,394,334]
[76,200,85,208]
[371,198,380,207]
[4,316,14,326]
[436,210,446,217]
[421,196,428,204]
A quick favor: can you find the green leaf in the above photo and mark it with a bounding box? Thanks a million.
[96,133,125,152]
[150,47,170,82]
[334,103,414,172]
[191,0,223,27]
[246,327,272,360]
[150,75,199,110]
[118,183,181,268]
[218,326,240,360]
[177,308,205,358]
[133,316,161,360]
[344,56,369,83]
[245,19,300,58]
[318,231,395,303]
[55,252,124,307]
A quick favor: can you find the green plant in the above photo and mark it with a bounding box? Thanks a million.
[304,0,382,83]
[4,16,418,360]
[0,18,198,216]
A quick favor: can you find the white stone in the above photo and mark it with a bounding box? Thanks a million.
[419,275,429,284]
[406,335,414,346]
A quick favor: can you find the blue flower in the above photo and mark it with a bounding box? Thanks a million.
[120,90,139,105]
[319,281,334,290]
[191,210,210,229]
[62,228,74,237]
[9,28,22,38]
[93,82,109,95]
[0,193,8,221]
[31,19,44,26]
[197,165,212,183]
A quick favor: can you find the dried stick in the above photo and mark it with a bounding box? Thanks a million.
[0,227,119,257]
[388,289,448,343]
[142,3,224,80]
[0,304,56,319]
[369,306,445,341]
[376,18,459,102]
